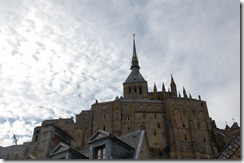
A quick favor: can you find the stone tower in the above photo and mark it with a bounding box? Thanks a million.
[123,34,148,99]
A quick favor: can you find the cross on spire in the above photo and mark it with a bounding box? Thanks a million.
[132,33,135,40]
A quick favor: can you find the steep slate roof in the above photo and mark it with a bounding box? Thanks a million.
[87,129,110,144]
[85,129,146,159]
[118,130,145,159]
[217,134,240,159]
[87,129,134,151]
[124,69,146,84]
[50,142,88,159]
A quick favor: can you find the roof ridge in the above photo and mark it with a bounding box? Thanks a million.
[118,129,142,138]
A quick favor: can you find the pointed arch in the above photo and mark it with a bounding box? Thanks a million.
[174,109,181,128]
[72,128,83,147]
[199,111,207,129]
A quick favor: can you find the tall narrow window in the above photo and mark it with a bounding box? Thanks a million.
[201,102,204,107]
[185,135,187,141]
[134,87,137,93]
[139,86,142,94]
[35,135,38,142]
[103,125,105,131]
[94,145,106,159]
[158,122,160,128]
[154,130,156,136]
[129,87,131,94]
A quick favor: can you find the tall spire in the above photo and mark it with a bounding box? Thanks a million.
[171,74,175,84]
[162,82,167,100]
[170,74,177,97]
[154,83,157,92]
[131,34,140,70]
[153,82,158,99]
[183,86,188,98]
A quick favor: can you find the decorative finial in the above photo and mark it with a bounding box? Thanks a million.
[154,82,157,92]
[171,74,175,83]
[162,82,166,91]
[183,86,187,98]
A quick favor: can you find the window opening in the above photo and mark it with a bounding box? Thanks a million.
[182,123,185,128]
[185,135,187,141]
[94,145,106,159]
[35,135,38,142]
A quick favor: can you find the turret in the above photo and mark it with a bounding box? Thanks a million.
[170,74,177,96]
[153,83,158,99]
[162,82,167,100]
[183,86,188,98]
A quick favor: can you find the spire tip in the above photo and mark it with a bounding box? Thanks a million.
[132,34,136,40]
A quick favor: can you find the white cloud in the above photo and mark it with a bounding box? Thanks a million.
[0,0,240,147]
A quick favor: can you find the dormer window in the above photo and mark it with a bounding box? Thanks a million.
[94,145,106,159]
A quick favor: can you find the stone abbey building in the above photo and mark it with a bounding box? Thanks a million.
[0,36,240,160]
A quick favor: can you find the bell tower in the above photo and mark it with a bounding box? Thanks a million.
[123,34,148,99]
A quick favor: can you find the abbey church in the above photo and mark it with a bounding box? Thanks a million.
[0,36,240,160]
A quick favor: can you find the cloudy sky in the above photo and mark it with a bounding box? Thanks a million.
[0,0,240,147]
